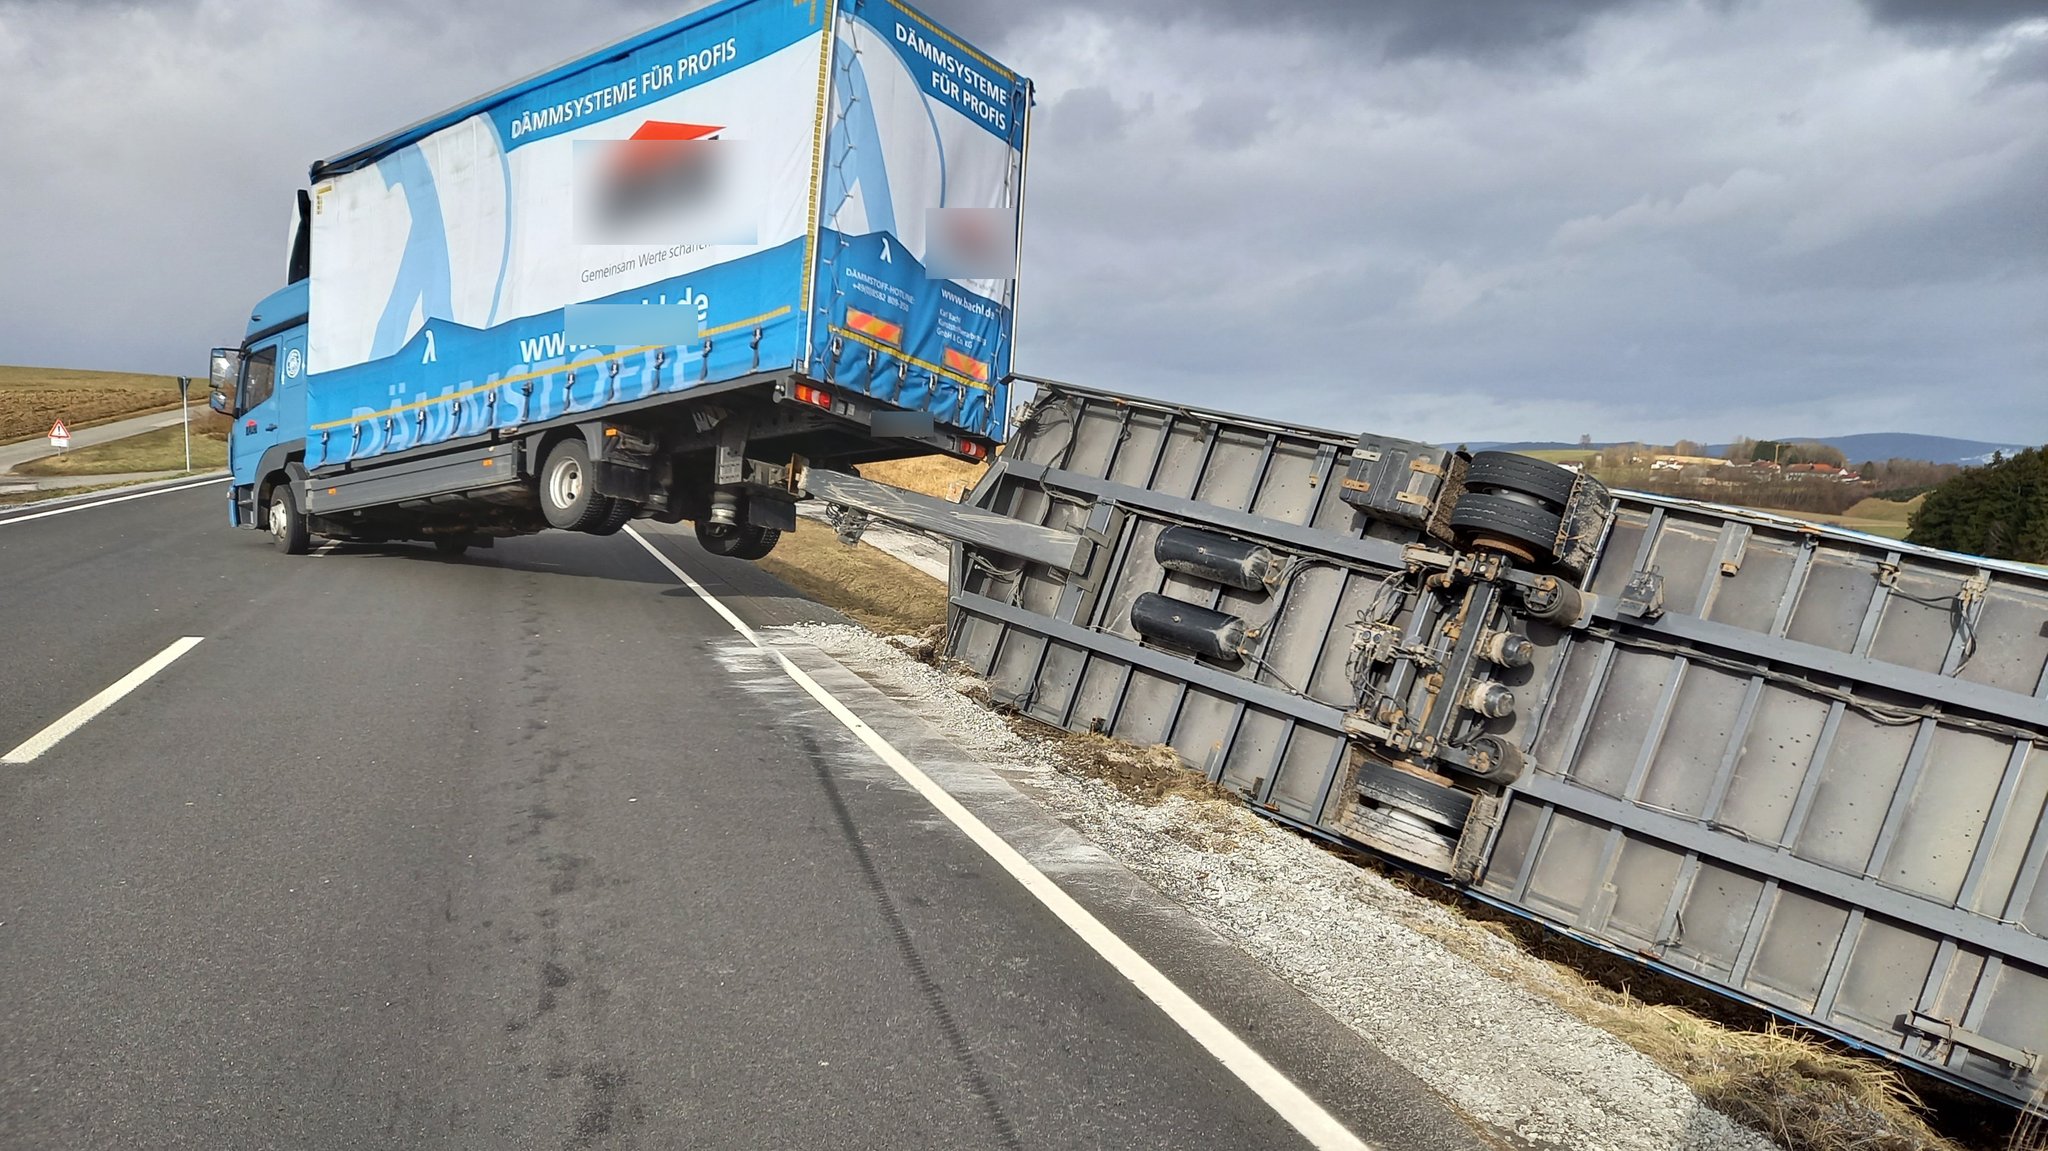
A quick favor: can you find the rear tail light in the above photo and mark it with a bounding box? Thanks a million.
[959,440,989,460]
[792,384,833,409]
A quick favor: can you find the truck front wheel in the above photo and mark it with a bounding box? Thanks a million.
[267,483,311,555]
[538,438,613,532]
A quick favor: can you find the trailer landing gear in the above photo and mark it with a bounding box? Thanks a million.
[695,522,781,561]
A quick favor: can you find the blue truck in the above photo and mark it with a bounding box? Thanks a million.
[209,0,1030,558]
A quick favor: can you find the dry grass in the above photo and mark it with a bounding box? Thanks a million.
[1028,725,1232,805]
[1552,980,1950,1151]
[755,525,949,635]
[1323,849,1979,1151]
[14,413,230,476]
[0,365,186,444]
[2010,1095,2048,1150]
[856,454,989,502]
[1748,496,1923,541]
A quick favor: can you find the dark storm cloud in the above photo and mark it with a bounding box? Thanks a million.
[0,0,2041,446]
[1859,0,2048,32]
[1991,27,2048,85]
[924,0,1660,60]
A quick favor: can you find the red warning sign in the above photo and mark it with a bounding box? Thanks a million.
[48,420,70,449]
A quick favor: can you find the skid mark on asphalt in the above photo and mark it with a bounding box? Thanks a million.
[803,731,1025,1149]
[495,570,650,1147]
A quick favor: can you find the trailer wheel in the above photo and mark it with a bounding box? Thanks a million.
[538,439,611,532]
[695,522,779,561]
[588,500,640,537]
[267,482,310,555]
[1463,451,1580,508]
[1448,492,1562,565]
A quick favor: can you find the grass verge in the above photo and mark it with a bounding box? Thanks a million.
[1392,888,1963,1151]
[14,417,229,476]
[856,454,989,501]
[0,478,170,507]
[755,525,948,636]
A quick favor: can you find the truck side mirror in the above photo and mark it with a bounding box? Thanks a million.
[209,346,243,417]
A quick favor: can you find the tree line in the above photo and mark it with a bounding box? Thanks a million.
[1908,447,2048,563]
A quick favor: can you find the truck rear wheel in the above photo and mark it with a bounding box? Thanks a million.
[267,483,310,555]
[538,439,612,532]
[695,522,780,561]
[588,499,640,537]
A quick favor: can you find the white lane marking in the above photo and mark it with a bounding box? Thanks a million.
[0,476,224,527]
[312,541,338,556]
[1,637,206,764]
[622,527,1372,1151]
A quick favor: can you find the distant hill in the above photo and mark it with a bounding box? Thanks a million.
[1454,433,2034,466]
[1771,434,2033,467]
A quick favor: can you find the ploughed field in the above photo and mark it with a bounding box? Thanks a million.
[0,365,186,443]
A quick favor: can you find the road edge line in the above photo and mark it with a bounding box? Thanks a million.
[2,637,206,764]
[622,526,1374,1151]
[0,475,225,527]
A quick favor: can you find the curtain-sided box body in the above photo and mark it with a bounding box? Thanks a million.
[296,0,1028,469]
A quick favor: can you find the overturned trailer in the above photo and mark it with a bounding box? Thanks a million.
[881,378,2048,1109]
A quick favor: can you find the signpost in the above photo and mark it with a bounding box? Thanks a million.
[177,376,191,473]
[47,419,69,454]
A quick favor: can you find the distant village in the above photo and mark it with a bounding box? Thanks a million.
[1565,453,1865,483]
[1537,438,1959,517]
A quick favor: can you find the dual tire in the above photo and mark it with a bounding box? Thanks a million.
[537,437,776,559]
[1449,451,1581,567]
[539,438,640,536]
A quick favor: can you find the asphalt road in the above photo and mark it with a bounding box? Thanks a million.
[0,482,1493,1150]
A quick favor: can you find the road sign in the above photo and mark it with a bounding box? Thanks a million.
[48,420,70,450]
[178,378,192,472]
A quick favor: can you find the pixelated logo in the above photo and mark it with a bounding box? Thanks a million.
[924,207,1015,281]
[575,120,759,246]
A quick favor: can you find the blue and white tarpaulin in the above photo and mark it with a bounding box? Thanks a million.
[811,0,1028,439]
[301,0,1028,469]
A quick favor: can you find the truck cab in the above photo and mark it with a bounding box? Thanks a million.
[212,281,310,543]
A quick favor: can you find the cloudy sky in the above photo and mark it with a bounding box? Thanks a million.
[0,0,2041,445]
